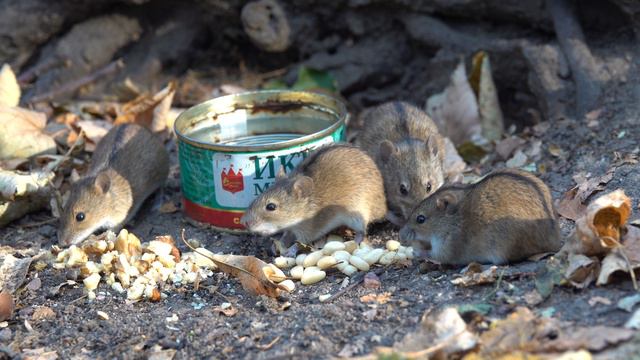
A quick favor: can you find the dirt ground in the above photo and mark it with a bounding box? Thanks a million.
[2,2,640,359]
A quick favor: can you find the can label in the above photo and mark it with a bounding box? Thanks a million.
[180,125,345,230]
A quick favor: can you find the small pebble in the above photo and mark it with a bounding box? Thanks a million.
[363,272,381,289]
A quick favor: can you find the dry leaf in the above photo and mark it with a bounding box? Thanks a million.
[159,202,179,214]
[360,292,391,304]
[451,265,498,286]
[564,254,599,288]
[115,81,176,133]
[544,326,634,352]
[561,189,631,256]
[624,308,640,329]
[76,119,112,147]
[426,61,481,145]
[0,64,20,107]
[379,308,477,359]
[443,137,467,182]
[556,170,616,221]
[495,136,526,160]
[212,305,238,317]
[472,52,504,141]
[207,253,286,297]
[0,169,55,202]
[0,291,14,321]
[0,106,56,159]
[597,227,640,285]
[588,296,612,307]
[0,253,34,293]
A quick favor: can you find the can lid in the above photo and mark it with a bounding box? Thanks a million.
[174,90,348,152]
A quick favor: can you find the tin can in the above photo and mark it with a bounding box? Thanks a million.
[174,90,348,232]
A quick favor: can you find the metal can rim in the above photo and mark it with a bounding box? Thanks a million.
[174,90,348,152]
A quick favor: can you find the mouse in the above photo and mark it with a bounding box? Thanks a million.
[357,101,445,226]
[58,124,169,246]
[399,169,562,265]
[241,144,387,249]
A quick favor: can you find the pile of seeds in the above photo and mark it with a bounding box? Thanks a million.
[273,235,415,285]
[53,229,217,301]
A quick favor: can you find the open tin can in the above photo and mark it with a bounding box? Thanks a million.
[174,90,348,232]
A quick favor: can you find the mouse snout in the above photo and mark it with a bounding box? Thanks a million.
[398,226,414,243]
[240,213,254,229]
[57,228,71,247]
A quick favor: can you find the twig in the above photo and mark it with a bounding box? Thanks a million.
[547,0,602,118]
[29,59,125,103]
[482,268,506,302]
[323,267,386,303]
[256,336,281,350]
[69,294,87,304]
[18,57,70,85]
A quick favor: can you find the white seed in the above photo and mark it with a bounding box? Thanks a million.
[83,273,101,291]
[362,248,385,265]
[67,246,88,267]
[87,290,96,301]
[317,256,338,270]
[301,268,326,285]
[141,253,156,263]
[127,283,145,300]
[386,240,401,251]
[395,252,408,262]
[295,254,307,266]
[302,250,323,267]
[264,264,287,283]
[340,264,358,276]
[96,311,109,320]
[349,256,370,271]
[184,271,198,283]
[359,242,372,250]
[193,248,217,269]
[144,284,157,299]
[274,256,296,269]
[111,282,125,293]
[319,294,331,302]
[405,247,415,259]
[290,265,304,279]
[352,248,370,258]
[322,241,346,255]
[378,251,397,265]
[326,234,344,243]
[116,271,131,288]
[279,279,296,292]
[343,241,358,254]
[157,254,176,269]
[336,261,349,272]
[333,250,351,262]
[146,240,173,256]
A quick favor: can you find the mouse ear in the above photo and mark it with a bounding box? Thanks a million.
[379,140,398,163]
[292,176,314,198]
[426,135,444,162]
[276,166,286,179]
[94,172,111,194]
[436,191,460,213]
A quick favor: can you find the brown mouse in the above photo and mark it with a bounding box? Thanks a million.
[58,124,169,246]
[399,169,562,265]
[357,101,445,226]
[241,144,387,247]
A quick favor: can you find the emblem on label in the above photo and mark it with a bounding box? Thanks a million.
[221,165,244,194]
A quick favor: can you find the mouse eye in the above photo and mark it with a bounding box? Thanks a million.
[426,182,432,193]
[266,203,277,211]
[400,184,408,196]
[76,212,85,222]
[416,214,426,224]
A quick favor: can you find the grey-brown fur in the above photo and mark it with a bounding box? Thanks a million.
[357,101,445,225]
[241,144,387,245]
[58,124,169,246]
[399,169,562,265]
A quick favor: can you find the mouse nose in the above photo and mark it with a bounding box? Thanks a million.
[398,226,414,242]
